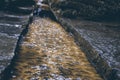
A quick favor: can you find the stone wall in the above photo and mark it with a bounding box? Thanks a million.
[48,0,120,20]
[0,0,34,79]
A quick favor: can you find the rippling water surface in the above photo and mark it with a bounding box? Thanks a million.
[9,17,103,80]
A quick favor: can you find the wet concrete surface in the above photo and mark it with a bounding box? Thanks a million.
[52,14,120,80]
[0,10,31,77]
[7,17,103,80]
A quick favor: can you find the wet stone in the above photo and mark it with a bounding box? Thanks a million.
[0,10,31,78]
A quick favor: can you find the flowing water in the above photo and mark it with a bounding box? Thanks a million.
[8,17,103,80]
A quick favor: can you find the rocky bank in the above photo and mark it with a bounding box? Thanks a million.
[0,0,34,79]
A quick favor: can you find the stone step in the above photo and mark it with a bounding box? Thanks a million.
[0,11,31,79]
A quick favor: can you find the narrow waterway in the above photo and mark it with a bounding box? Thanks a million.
[7,17,103,80]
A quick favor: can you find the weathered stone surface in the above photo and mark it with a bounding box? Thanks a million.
[0,0,34,78]
[48,0,120,20]
[0,11,30,78]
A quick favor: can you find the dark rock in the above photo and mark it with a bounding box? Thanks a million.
[48,0,120,21]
